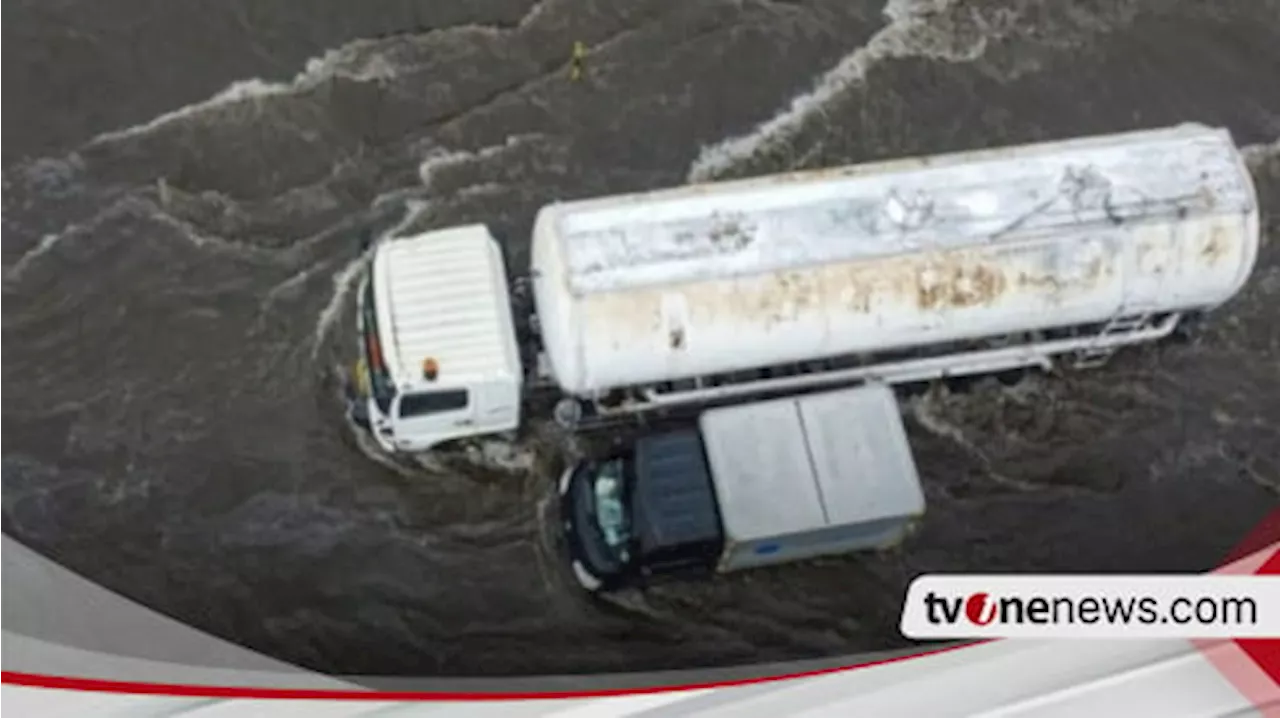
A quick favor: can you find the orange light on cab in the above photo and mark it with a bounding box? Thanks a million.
[422,358,439,381]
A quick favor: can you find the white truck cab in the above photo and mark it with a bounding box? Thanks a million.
[352,225,523,453]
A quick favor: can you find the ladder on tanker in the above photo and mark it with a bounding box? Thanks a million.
[1072,307,1155,369]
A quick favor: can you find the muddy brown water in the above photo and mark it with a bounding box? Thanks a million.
[3,0,1278,675]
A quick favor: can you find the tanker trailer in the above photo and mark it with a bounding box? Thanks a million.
[529,122,1259,426]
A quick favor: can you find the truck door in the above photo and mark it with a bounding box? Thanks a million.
[475,379,520,435]
[392,387,475,450]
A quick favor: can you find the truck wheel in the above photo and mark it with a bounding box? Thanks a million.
[554,398,584,429]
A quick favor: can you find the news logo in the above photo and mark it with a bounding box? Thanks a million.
[921,589,1256,627]
[901,575,1280,639]
[965,592,996,626]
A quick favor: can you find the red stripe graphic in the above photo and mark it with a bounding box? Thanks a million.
[1224,510,1280,566]
[1234,549,1280,686]
[1,642,977,700]
[1195,509,1280,715]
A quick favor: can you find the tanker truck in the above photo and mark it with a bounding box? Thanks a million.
[348,123,1260,455]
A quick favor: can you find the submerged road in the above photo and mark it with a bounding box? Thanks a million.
[3,0,1279,675]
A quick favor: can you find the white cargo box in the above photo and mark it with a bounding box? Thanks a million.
[698,383,924,573]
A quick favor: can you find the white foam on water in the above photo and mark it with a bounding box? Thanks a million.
[254,264,329,334]
[906,389,983,455]
[464,438,537,473]
[1243,138,1280,171]
[310,200,430,356]
[86,0,557,148]
[516,0,552,30]
[417,134,544,191]
[455,182,508,199]
[402,439,538,477]
[5,195,154,281]
[89,41,401,147]
[346,414,426,480]
[6,233,67,282]
[686,0,1003,183]
[312,254,370,354]
[146,204,279,258]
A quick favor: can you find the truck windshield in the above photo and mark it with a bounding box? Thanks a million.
[592,460,632,564]
[360,279,396,415]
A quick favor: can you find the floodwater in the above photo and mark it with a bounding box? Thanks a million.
[3,0,1279,676]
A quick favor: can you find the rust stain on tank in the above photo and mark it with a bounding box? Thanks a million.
[1013,250,1108,300]
[838,273,875,314]
[914,259,1008,310]
[1016,271,1064,292]
[822,253,1016,315]
[584,291,663,339]
[1200,224,1230,265]
[821,252,1013,313]
[751,269,821,327]
[590,240,1125,344]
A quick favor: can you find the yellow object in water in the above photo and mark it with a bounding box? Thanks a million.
[570,41,587,81]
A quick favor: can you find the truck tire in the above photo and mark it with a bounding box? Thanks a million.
[554,398,584,430]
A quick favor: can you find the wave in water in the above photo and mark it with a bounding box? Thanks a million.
[685,0,1008,183]
[6,232,67,282]
[87,44,396,147]
[85,0,556,149]
[417,134,545,192]
[1244,138,1280,171]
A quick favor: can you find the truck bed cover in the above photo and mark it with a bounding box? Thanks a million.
[698,384,924,561]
